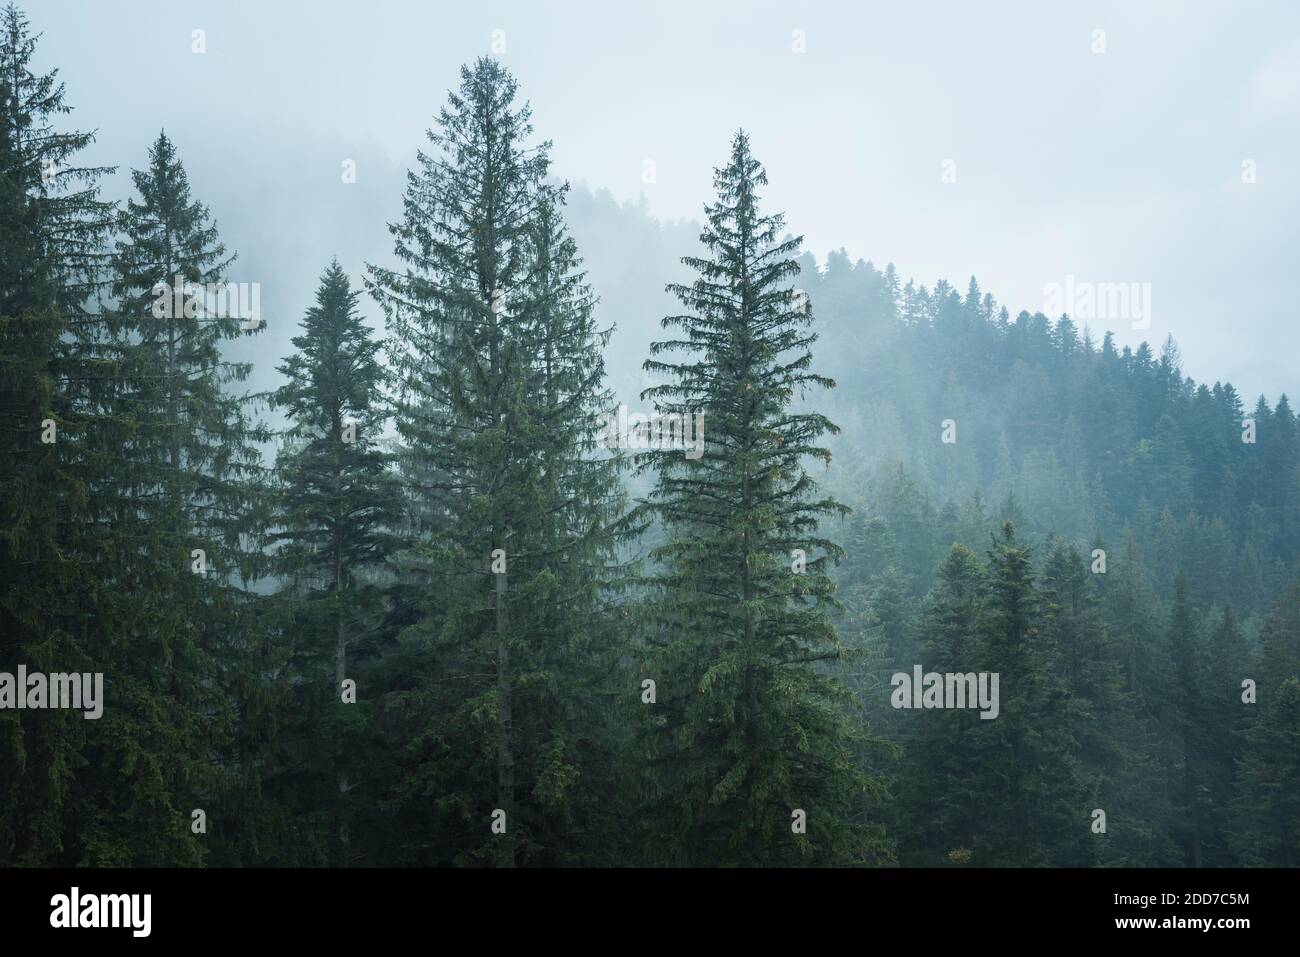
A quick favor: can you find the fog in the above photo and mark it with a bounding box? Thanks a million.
[31,0,1299,402]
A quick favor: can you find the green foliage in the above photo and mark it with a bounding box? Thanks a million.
[632,132,891,866]
[1,4,1295,868]
[365,58,629,866]
[264,260,403,864]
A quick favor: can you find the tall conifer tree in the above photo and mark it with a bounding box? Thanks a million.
[897,543,987,865]
[969,523,1090,865]
[0,2,118,864]
[634,132,890,866]
[367,58,627,866]
[269,260,402,861]
[105,131,271,864]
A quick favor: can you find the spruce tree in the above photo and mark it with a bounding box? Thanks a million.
[1095,532,1182,864]
[1038,538,1168,866]
[969,523,1090,865]
[897,543,987,865]
[1232,677,1300,866]
[366,58,627,866]
[269,260,402,861]
[1232,581,1300,864]
[1166,572,1210,867]
[634,131,890,866]
[0,1,117,865]
[104,130,271,864]
[1202,604,1246,865]
[510,187,633,864]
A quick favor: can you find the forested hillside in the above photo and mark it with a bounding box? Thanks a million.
[801,253,1300,866]
[2,5,1297,868]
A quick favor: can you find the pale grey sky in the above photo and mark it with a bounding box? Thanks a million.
[29,0,1300,401]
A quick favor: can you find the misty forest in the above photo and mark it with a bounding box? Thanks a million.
[2,4,1298,869]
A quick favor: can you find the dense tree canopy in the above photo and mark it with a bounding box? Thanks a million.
[1,5,1297,868]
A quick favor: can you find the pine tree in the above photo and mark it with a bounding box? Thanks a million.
[511,187,633,864]
[1231,582,1300,865]
[0,2,117,865]
[1231,675,1300,866]
[1166,572,1210,867]
[897,543,987,865]
[366,58,628,866]
[0,3,112,318]
[1089,534,1182,865]
[103,130,271,865]
[634,131,891,866]
[1039,538,1165,865]
[1201,604,1246,865]
[969,523,1090,865]
[269,260,403,862]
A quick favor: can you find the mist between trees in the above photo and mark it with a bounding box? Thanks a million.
[2,5,1298,868]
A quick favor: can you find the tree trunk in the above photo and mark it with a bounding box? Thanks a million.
[336,537,349,850]
[333,408,349,853]
[495,563,514,867]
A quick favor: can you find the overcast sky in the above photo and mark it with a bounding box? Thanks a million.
[29,0,1299,401]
